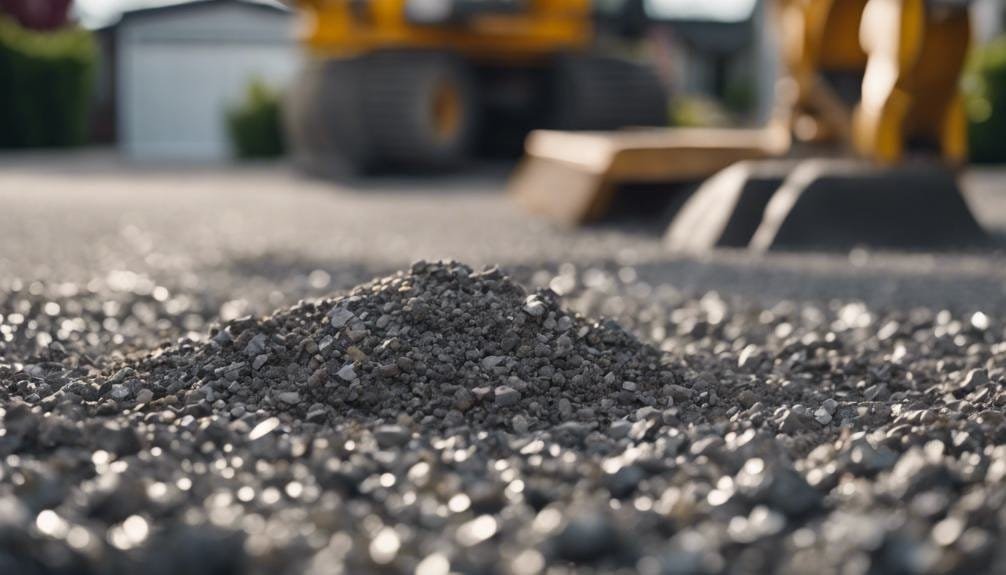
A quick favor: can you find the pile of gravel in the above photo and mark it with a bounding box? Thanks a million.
[100,260,678,434]
[3,260,1006,575]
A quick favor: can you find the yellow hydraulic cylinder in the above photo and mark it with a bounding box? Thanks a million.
[777,0,871,145]
[854,0,971,164]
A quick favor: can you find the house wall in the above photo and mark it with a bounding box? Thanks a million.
[973,0,1005,43]
[117,2,297,161]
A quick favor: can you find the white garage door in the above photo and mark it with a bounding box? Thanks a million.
[118,4,297,161]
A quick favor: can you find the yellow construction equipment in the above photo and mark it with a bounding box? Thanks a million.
[513,0,984,249]
[514,125,791,226]
[510,0,835,226]
[672,0,985,251]
[284,0,668,173]
[777,0,869,146]
[853,0,971,165]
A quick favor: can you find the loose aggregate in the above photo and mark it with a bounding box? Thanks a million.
[2,260,1006,574]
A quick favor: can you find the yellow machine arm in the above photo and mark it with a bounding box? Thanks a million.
[780,0,971,162]
[854,0,971,164]
[778,0,870,145]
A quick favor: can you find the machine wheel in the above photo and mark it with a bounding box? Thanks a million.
[284,51,479,174]
[362,51,479,170]
[284,59,346,174]
[550,52,668,131]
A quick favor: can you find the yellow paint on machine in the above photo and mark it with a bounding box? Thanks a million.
[294,0,592,61]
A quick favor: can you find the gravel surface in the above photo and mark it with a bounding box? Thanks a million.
[3,158,1006,574]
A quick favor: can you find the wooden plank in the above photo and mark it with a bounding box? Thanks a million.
[512,126,790,225]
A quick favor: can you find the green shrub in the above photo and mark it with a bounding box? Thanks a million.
[670,96,732,128]
[226,78,286,159]
[0,16,96,148]
[965,36,1006,164]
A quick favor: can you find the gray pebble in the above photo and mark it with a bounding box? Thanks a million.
[374,425,410,448]
[336,364,357,381]
[495,386,521,407]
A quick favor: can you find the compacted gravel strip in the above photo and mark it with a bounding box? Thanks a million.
[2,261,1006,574]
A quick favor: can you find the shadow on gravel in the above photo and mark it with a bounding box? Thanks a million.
[637,255,1006,312]
[506,250,1006,314]
[582,181,1006,251]
[584,182,700,238]
[208,160,1006,318]
[292,160,514,196]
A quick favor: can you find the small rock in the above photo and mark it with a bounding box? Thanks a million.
[959,368,989,393]
[494,386,521,407]
[110,384,131,400]
[453,388,475,412]
[252,354,269,371]
[94,421,142,456]
[211,329,232,346]
[346,346,367,362]
[558,398,573,419]
[778,409,807,433]
[378,363,400,378]
[336,364,357,382]
[109,367,135,385]
[608,420,632,440]
[317,335,334,351]
[481,356,505,370]
[523,296,546,318]
[511,414,530,434]
[606,464,644,499]
[814,407,833,425]
[552,512,620,563]
[249,417,280,440]
[553,421,593,443]
[306,405,328,423]
[667,384,695,403]
[374,425,410,448]
[864,383,888,401]
[556,316,573,332]
[243,333,268,358]
[329,307,355,329]
[276,391,300,405]
[396,357,415,372]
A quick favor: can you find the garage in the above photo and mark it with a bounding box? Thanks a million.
[116,0,296,161]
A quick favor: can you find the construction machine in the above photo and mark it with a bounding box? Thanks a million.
[513,0,987,250]
[284,0,668,173]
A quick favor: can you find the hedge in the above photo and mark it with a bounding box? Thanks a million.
[965,36,1006,164]
[226,78,286,159]
[0,16,96,148]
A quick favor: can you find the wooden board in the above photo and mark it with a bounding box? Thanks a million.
[510,126,790,226]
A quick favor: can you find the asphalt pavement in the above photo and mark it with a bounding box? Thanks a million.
[2,152,1006,315]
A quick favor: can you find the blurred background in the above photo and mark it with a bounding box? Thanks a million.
[1,0,1003,165]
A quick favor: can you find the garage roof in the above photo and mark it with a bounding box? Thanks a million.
[645,0,758,23]
[119,0,288,21]
[81,0,287,29]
